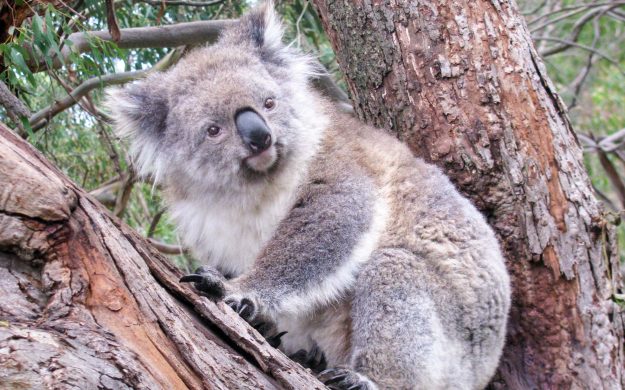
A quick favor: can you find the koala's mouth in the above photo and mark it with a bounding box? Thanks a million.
[243,143,279,173]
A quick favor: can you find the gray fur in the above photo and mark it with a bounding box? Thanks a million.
[107,3,511,389]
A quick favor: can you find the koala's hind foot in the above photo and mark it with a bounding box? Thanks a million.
[289,343,327,373]
[180,267,287,347]
[318,367,378,390]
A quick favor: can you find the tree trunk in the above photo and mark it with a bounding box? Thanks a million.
[311,1,624,389]
[0,123,324,389]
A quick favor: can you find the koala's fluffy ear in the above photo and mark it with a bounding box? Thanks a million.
[106,80,168,140]
[221,1,319,77]
[105,80,169,179]
[221,1,283,57]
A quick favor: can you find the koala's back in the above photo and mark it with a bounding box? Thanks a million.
[306,109,510,388]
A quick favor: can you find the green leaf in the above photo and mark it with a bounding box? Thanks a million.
[8,45,35,86]
[20,116,34,138]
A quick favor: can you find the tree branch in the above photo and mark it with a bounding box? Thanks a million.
[0,122,325,389]
[148,238,188,255]
[29,47,183,130]
[89,177,122,207]
[113,171,136,217]
[597,149,625,209]
[105,0,121,42]
[528,2,625,29]
[27,20,349,126]
[599,128,625,152]
[30,19,235,71]
[534,36,622,68]
[0,81,31,136]
[134,0,226,6]
[567,16,601,110]
[148,208,166,238]
[0,81,30,119]
[29,69,146,129]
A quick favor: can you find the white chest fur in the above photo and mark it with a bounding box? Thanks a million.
[168,179,299,276]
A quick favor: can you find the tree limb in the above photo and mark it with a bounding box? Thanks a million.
[29,47,183,130]
[597,149,625,209]
[105,0,121,42]
[0,121,325,389]
[27,20,349,126]
[30,19,235,71]
[148,209,166,238]
[534,36,622,68]
[148,238,188,255]
[29,69,146,129]
[0,81,31,136]
[0,81,30,119]
[528,2,625,29]
[134,0,226,6]
[113,171,136,218]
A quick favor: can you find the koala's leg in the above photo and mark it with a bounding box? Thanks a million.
[348,248,472,390]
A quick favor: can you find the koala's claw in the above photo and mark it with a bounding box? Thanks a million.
[180,268,288,349]
[224,296,257,322]
[246,317,287,348]
[266,330,288,348]
[290,343,327,373]
[179,267,226,299]
[318,367,375,390]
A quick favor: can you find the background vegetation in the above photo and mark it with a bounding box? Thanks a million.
[0,0,623,269]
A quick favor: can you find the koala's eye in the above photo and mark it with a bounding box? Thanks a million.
[207,125,221,137]
[264,97,276,110]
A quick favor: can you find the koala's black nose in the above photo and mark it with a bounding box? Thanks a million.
[235,109,272,154]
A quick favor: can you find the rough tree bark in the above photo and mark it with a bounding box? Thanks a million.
[0,123,324,389]
[311,1,624,389]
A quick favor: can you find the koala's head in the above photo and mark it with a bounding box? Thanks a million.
[107,2,324,197]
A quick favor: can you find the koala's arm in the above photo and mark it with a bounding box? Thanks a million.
[234,170,376,316]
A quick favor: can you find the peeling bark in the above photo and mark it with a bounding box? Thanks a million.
[311,1,624,389]
[0,123,324,389]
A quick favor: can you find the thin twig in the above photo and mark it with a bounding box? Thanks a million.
[568,16,601,109]
[578,130,625,153]
[592,184,617,211]
[529,1,625,28]
[134,0,225,6]
[148,238,188,255]
[522,0,548,16]
[95,119,122,176]
[105,0,121,42]
[534,36,622,69]
[148,209,166,238]
[114,170,136,217]
[599,128,625,152]
[28,19,235,72]
[30,47,183,129]
[597,149,625,209]
[294,1,310,48]
[90,177,122,207]
[29,70,147,129]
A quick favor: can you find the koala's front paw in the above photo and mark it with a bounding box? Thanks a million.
[318,367,377,390]
[222,295,287,347]
[290,343,327,373]
[180,268,287,348]
[224,295,258,322]
[251,317,288,348]
[180,266,226,299]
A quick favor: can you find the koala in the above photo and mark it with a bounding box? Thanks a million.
[108,3,511,389]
